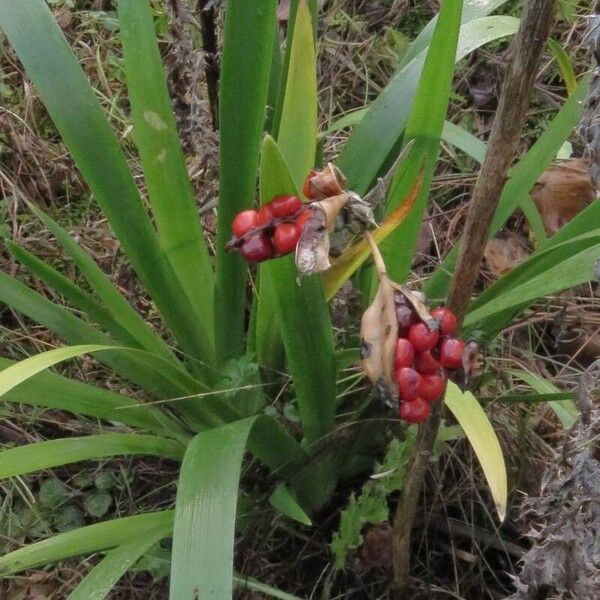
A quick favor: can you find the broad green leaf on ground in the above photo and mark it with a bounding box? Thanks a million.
[0,511,174,576]
[0,0,215,368]
[215,0,277,361]
[118,0,215,352]
[170,416,309,599]
[67,529,169,600]
[509,370,578,428]
[445,382,507,521]
[0,434,184,481]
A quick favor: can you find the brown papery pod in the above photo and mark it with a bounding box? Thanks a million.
[359,232,400,402]
[295,193,351,275]
[305,163,347,199]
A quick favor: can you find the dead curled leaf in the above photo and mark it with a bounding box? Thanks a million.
[530,158,596,236]
[295,192,374,275]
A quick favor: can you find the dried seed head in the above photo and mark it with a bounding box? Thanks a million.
[303,163,347,200]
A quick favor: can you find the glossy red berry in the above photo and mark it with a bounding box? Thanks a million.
[394,338,415,370]
[439,338,466,369]
[414,350,442,375]
[271,195,303,218]
[395,305,418,337]
[418,374,446,403]
[431,307,458,336]
[295,209,311,232]
[256,204,275,227]
[240,233,273,262]
[396,367,422,402]
[408,322,440,352]
[232,209,259,238]
[399,397,431,423]
[302,169,318,199]
[273,223,301,254]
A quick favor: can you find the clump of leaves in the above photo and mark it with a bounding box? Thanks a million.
[330,430,416,569]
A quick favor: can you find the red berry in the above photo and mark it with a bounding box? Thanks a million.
[418,374,446,403]
[408,323,439,352]
[271,194,303,218]
[273,223,301,254]
[232,209,259,238]
[395,305,417,337]
[295,209,311,232]
[394,338,415,370]
[439,338,466,369]
[414,350,442,375]
[256,204,275,227]
[431,307,458,336]
[240,233,274,262]
[302,170,318,199]
[396,367,422,401]
[399,398,431,423]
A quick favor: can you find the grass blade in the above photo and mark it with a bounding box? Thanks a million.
[234,576,306,600]
[258,137,336,446]
[27,203,174,362]
[378,0,465,285]
[548,37,577,96]
[0,434,184,480]
[67,530,168,600]
[118,0,215,352]
[215,0,278,360]
[425,79,588,301]
[337,15,519,196]
[0,0,213,367]
[5,240,142,350]
[0,511,173,576]
[170,415,308,598]
[510,369,578,428]
[445,382,507,521]
[277,0,317,188]
[0,358,185,439]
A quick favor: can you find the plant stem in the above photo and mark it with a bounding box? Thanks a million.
[390,0,558,595]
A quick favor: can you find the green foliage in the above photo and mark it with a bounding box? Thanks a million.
[331,432,416,569]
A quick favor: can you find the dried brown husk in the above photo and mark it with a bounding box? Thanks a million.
[295,193,351,275]
[304,163,346,199]
[359,233,435,402]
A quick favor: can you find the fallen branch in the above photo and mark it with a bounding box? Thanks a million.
[391,1,558,595]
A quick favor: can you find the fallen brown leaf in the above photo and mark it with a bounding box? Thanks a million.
[530,158,596,236]
[484,234,530,277]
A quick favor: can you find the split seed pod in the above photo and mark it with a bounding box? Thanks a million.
[303,163,347,199]
[360,233,435,404]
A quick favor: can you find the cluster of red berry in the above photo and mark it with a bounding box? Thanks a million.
[230,195,311,262]
[393,295,465,424]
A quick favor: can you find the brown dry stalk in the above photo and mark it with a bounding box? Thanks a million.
[390,1,558,596]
